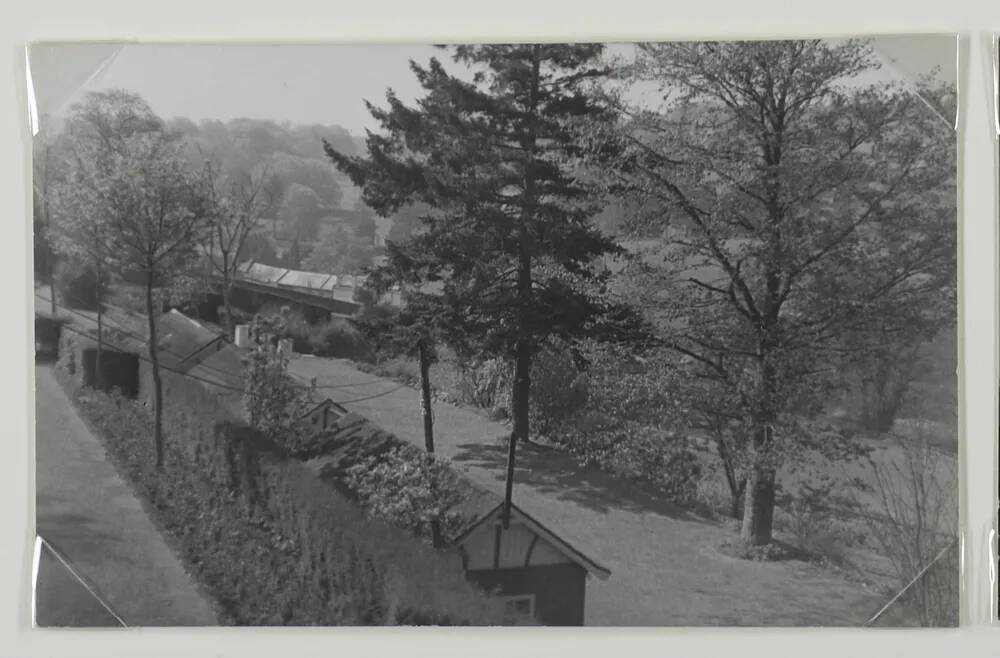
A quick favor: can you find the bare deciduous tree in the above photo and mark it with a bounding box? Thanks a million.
[203,160,273,336]
[859,427,958,626]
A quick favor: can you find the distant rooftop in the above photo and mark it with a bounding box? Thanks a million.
[156,309,226,372]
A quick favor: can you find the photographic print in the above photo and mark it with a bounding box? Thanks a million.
[29,37,958,627]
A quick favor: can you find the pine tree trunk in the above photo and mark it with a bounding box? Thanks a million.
[418,339,435,453]
[95,257,104,392]
[504,338,532,527]
[417,338,443,549]
[145,269,165,470]
[502,44,541,529]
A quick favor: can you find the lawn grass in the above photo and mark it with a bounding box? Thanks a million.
[348,349,958,625]
[288,352,896,625]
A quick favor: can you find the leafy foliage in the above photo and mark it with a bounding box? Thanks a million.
[279,183,326,241]
[241,314,311,444]
[593,40,956,545]
[303,224,374,273]
[53,363,521,626]
[345,446,471,540]
[32,125,72,286]
[53,260,106,311]
[50,89,214,468]
[328,44,649,479]
[455,357,512,417]
[526,344,590,436]
[49,91,165,270]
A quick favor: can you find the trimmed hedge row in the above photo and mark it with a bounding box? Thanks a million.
[54,337,517,626]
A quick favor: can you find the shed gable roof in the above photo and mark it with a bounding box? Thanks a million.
[452,502,611,580]
[305,412,610,581]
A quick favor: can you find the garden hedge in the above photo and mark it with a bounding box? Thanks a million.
[54,338,517,626]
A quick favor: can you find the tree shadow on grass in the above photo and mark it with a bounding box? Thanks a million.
[450,439,714,524]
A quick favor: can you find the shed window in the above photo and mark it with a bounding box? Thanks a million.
[499,594,535,619]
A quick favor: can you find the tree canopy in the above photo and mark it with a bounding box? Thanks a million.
[594,40,956,545]
[329,44,649,522]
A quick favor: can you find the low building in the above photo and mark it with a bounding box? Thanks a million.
[187,340,245,392]
[305,409,611,626]
[54,321,143,399]
[155,309,226,372]
[34,313,71,361]
[452,502,610,625]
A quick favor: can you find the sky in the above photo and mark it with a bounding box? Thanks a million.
[27,36,958,136]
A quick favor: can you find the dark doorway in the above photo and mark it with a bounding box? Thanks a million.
[35,316,66,363]
[82,349,140,399]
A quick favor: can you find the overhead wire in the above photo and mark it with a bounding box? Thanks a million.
[37,293,409,401]
[35,288,261,383]
[43,284,381,390]
[54,321,245,394]
[38,288,322,386]
[38,287,394,391]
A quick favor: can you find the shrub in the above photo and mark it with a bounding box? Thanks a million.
[528,345,588,437]
[344,446,471,541]
[456,357,510,415]
[255,305,374,362]
[56,327,79,378]
[857,427,958,626]
[365,357,421,386]
[241,327,310,445]
[773,481,851,567]
[277,307,315,354]
[54,260,107,310]
[57,372,520,626]
[309,318,373,361]
[693,468,736,521]
[556,419,701,504]
[454,344,587,434]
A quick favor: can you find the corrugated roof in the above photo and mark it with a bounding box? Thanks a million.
[188,342,245,391]
[156,310,225,371]
[278,270,334,290]
[243,263,290,285]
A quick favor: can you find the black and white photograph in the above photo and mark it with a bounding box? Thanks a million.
[29,37,958,627]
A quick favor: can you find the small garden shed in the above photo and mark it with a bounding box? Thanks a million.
[452,502,610,625]
[55,320,142,398]
[155,309,226,372]
[305,409,611,626]
[34,313,70,361]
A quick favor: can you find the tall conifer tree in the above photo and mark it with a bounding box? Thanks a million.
[328,44,645,523]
